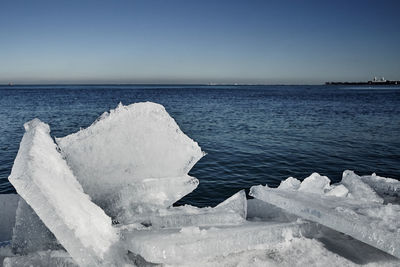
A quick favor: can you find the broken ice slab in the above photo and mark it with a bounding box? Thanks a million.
[121,221,315,265]
[246,199,299,223]
[56,102,205,212]
[215,189,247,219]
[129,190,247,229]
[0,194,19,242]
[3,250,77,267]
[8,119,118,266]
[359,173,400,204]
[12,199,61,254]
[103,175,199,223]
[342,170,383,203]
[314,225,399,265]
[250,184,400,259]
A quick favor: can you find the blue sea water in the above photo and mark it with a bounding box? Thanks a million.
[0,84,399,207]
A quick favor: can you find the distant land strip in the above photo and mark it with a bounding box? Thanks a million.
[326,80,400,85]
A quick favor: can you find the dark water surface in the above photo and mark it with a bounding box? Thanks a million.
[1,85,399,206]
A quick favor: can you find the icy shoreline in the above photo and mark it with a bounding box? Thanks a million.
[1,102,400,266]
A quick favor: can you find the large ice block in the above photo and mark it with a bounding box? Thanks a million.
[129,190,247,229]
[11,199,61,254]
[122,221,314,265]
[8,119,118,266]
[250,180,400,258]
[0,194,19,242]
[56,102,204,214]
[103,175,199,223]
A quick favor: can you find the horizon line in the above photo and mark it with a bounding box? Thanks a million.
[0,82,325,86]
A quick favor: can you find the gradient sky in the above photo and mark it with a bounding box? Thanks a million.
[0,0,399,84]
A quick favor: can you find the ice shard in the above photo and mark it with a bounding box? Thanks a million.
[11,199,61,254]
[215,189,247,219]
[129,190,247,229]
[250,174,400,259]
[56,102,204,217]
[8,119,118,266]
[122,221,314,265]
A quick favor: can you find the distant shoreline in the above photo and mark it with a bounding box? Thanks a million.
[326,80,400,85]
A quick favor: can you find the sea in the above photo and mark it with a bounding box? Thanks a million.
[0,84,399,207]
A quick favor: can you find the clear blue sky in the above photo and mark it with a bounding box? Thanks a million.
[0,0,399,84]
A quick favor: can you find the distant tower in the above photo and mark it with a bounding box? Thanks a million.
[373,76,377,82]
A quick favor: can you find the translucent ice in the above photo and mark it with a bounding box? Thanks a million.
[0,194,19,242]
[56,102,204,216]
[246,199,299,223]
[359,173,400,203]
[11,199,61,254]
[250,177,400,258]
[129,190,247,229]
[342,170,383,203]
[122,221,314,265]
[315,227,399,266]
[8,119,118,266]
[103,175,199,223]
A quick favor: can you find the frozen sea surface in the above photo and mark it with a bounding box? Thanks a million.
[1,84,399,206]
